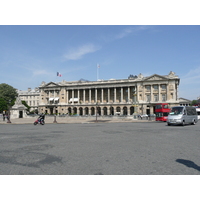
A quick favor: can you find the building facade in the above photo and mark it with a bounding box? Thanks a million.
[38,71,180,116]
[17,87,40,111]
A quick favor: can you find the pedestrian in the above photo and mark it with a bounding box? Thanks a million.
[6,114,10,122]
[3,111,5,121]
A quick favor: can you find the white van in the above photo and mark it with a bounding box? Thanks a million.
[167,106,198,126]
[196,107,200,120]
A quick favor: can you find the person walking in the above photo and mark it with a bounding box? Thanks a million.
[3,111,5,121]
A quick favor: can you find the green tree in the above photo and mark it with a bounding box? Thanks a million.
[191,100,197,106]
[0,83,18,105]
[0,98,7,113]
[21,100,31,112]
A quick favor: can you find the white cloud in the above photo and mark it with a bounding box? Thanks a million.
[181,66,200,85]
[115,25,150,39]
[32,69,52,76]
[64,44,101,60]
[178,66,200,100]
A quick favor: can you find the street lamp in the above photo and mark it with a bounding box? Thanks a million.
[147,99,151,120]
[132,89,138,114]
[53,106,57,123]
[7,100,11,123]
[96,103,98,122]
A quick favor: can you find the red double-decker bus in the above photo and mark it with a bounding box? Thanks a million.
[155,103,170,122]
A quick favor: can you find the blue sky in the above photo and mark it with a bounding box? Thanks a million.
[0,25,200,100]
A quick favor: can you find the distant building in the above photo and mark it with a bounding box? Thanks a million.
[17,87,40,111]
[38,71,180,116]
[178,97,191,106]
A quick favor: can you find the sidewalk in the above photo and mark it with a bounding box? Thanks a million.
[0,116,154,124]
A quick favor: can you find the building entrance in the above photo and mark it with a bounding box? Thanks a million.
[19,111,23,118]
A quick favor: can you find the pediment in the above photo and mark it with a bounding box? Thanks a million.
[179,97,191,103]
[143,74,168,81]
[45,82,60,87]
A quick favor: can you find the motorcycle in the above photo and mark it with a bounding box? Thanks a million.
[34,118,45,125]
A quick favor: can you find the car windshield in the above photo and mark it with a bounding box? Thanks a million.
[169,107,184,115]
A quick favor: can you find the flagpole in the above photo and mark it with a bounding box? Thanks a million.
[97,64,100,81]
[97,63,98,81]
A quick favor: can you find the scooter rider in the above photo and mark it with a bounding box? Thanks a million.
[38,113,45,123]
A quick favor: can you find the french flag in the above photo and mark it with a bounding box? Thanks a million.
[57,72,62,77]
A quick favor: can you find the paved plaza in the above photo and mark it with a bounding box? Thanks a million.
[0,119,200,175]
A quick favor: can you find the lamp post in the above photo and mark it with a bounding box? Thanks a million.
[53,106,57,123]
[131,88,139,119]
[7,100,11,123]
[147,99,151,120]
[96,103,98,122]
[133,89,139,114]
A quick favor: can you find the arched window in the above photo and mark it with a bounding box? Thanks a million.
[123,107,127,115]
[103,107,107,115]
[79,107,83,115]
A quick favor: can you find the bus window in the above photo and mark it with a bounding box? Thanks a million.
[156,112,162,117]
[163,112,169,116]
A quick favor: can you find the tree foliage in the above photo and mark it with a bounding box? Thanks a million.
[0,83,18,105]
[21,100,31,112]
[0,98,7,112]
[191,100,198,106]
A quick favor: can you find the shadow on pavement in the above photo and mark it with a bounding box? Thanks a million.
[176,159,200,172]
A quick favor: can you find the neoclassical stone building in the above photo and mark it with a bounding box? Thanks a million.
[17,87,40,111]
[38,71,180,116]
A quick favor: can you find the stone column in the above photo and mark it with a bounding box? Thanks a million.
[121,87,123,103]
[95,88,97,102]
[101,88,104,103]
[128,87,130,103]
[72,89,74,105]
[114,88,116,103]
[66,90,69,104]
[108,88,110,103]
[78,89,80,104]
[83,89,85,103]
[89,89,91,103]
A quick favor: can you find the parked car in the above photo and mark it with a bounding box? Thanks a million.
[139,114,148,119]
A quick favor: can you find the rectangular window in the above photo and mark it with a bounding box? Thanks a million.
[153,85,158,90]
[146,94,151,102]
[145,85,151,91]
[161,85,166,89]
[154,94,158,102]
[162,94,166,101]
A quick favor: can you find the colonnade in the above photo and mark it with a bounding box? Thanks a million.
[64,86,136,104]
